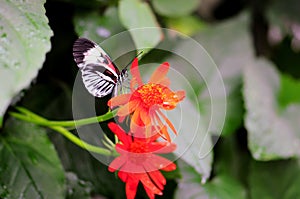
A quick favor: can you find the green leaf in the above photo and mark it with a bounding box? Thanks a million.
[0,0,53,123]
[119,0,163,54]
[169,14,251,137]
[0,118,65,199]
[74,7,124,44]
[166,16,206,36]
[243,58,300,160]
[213,135,251,185]
[168,98,213,182]
[249,159,300,199]
[277,74,300,109]
[175,160,246,199]
[73,7,136,68]
[152,0,199,17]
[51,132,125,199]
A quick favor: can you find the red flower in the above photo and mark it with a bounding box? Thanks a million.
[108,58,185,141]
[108,122,176,199]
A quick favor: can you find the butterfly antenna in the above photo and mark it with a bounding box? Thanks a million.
[123,51,144,70]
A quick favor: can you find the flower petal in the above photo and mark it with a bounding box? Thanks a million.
[148,170,166,190]
[151,113,171,141]
[157,77,170,87]
[108,122,132,145]
[130,105,143,132]
[140,107,151,126]
[121,156,145,173]
[149,142,176,154]
[149,62,170,84]
[117,99,140,117]
[175,90,186,101]
[108,94,131,107]
[125,175,140,199]
[160,125,171,142]
[108,155,127,172]
[157,109,177,135]
[139,173,162,196]
[130,58,143,87]
[151,154,176,171]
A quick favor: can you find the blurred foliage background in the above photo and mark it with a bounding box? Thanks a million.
[1,0,300,198]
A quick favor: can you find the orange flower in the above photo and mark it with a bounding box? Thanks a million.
[108,58,185,141]
[108,122,176,199]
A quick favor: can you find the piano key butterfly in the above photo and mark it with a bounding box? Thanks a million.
[73,38,128,97]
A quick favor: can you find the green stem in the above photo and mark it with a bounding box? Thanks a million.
[50,126,112,156]
[13,106,117,128]
[10,106,117,156]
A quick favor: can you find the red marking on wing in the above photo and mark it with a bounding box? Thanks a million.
[105,55,120,75]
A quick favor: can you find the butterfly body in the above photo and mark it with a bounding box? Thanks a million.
[73,38,127,97]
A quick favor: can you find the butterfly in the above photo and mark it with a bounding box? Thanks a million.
[73,38,129,98]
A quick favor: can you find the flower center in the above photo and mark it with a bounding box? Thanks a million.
[134,83,182,110]
[128,141,151,164]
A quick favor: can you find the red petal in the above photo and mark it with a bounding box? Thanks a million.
[121,157,145,173]
[108,155,127,172]
[108,123,131,145]
[144,188,156,199]
[125,175,139,199]
[108,94,131,107]
[139,173,162,195]
[148,170,166,190]
[151,155,176,171]
[149,142,176,154]
[118,170,129,182]
[130,58,143,86]
[149,62,170,84]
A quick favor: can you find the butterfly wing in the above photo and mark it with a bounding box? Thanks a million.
[73,38,120,97]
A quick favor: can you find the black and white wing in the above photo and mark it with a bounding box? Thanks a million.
[73,38,120,97]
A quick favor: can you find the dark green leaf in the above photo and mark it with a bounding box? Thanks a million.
[74,7,124,44]
[152,0,199,17]
[249,159,300,199]
[0,118,65,199]
[51,132,125,199]
[73,7,136,68]
[0,0,53,123]
[65,172,92,199]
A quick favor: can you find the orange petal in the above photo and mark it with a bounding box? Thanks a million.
[108,94,131,107]
[157,77,170,87]
[149,62,170,84]
[117,100,140,117]
[157,110,177,135]
[140,107,151,126]
[130,106,143,133]
[130,58,143,86]
[151,113,171,142]
[160,125,171,142]
[175,90,185,101]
